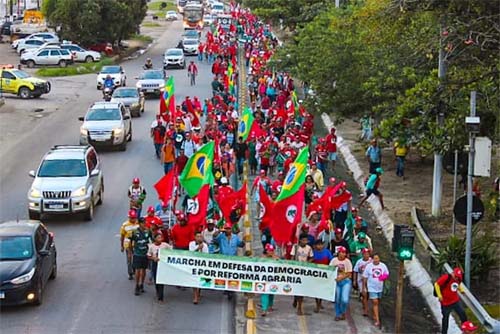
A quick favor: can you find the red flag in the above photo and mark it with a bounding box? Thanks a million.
[186,184,210,229]
[153,169,175,203]
[271,185,304,244]
[218,182,247,224]
[248,122,266,140]
[185,98,200,127]
[168,94,176,120]
[259,184,274,231]
[329,191,352,210]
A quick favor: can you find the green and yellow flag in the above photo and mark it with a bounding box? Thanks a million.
[276,147,309,201]
[179,141,215,197]
[237,107,255,141]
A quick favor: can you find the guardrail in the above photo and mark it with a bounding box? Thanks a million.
[410,207,500,334]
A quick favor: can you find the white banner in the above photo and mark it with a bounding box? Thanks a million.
[157,249,337,301]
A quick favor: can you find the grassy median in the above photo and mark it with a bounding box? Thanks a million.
[35,57,115,77]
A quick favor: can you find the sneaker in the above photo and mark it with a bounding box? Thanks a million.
[128,274,134,280]
[140,284,145,293]
[134,286,140,296]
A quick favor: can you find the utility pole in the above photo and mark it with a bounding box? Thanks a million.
[431,19,447,217]
[464,91,477,288]
[452,149,458,235]
[394,260,405,334]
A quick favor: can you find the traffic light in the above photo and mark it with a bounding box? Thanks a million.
[397,229,415,261]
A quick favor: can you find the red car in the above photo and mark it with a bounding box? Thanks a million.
[88,42,114,57]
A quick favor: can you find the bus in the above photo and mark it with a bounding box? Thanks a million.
[183,2,204,29]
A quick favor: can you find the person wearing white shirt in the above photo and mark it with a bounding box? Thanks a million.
[182,132,198,158]
[362,254,389,328]
[147,234,172,302]
[189,231,209,304]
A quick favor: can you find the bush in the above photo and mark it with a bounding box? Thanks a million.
[130,34,153,43]
[35,57,114,77]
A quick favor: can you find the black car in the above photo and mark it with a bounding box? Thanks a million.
[0,221,57,306]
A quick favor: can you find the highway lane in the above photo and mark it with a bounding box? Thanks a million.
[0,21,233,334]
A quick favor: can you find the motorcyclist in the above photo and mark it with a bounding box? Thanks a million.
[144,58,153,70]
[103,74,114,89]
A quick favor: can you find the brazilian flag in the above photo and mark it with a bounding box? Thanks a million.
[237,107,255,141]
[276,147,309,201]
[179,141,215,197]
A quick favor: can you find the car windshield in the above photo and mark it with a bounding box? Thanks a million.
[11,70,30,79]
[184,39,198,45]
[141,71,163,80]
[100,66,120,74]
[167,11,176,15]
[0,236,33,261]
[38,159,87,177]
[86,108,121,121]
[166,49,182,56]
[113,89,138,98]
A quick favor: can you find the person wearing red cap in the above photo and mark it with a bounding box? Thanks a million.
[260,243,279,316]
[330,246,353,321]
[120,209,140,280]
[170,213,194,250]
[271,171,284,194]
[312,239,334,313]
[128,178,146,218]
[325,127,338,170]
[330,227,350,257]
[435,267,468,334]
[353,248,372,317]
[144,206,162,230]
[461,321,478,334]
[150,115,166,159]
[362,253,389,328]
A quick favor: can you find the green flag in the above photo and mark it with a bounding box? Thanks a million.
[276,147,309,201]
[179,141,215,197]
[237,107,255,141]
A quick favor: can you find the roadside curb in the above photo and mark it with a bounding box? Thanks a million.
[0,98,4,108]
[122,42,155,61]
[321,113,461,334]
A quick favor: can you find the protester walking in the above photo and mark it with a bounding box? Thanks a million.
[358,167,385,210]
[290,233,314,315]
[394,139,409,179]
[365,139,381,174]
[130,218,152,296]
[435,267,468,334]
[147,233,171,302]
[189,231,209,304]
[187,61,198,86]
[330,246,353,321]
[362,253,389,328]
[261,243,279,316]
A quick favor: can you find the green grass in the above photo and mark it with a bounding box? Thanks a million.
[35,57,114,77]
[142,22,161,27]
[465,304,500,334]
[130,34,153,43]
[148,0,176,11]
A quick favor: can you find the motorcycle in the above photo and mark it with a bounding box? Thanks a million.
[103,86,113,101]
[143,63,153,70]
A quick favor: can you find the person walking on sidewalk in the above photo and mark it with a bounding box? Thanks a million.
[189,231,209,304]
[130,218,153,296]
[120,209,140,280]
[434,267,468,334]
[330,246,353,321]
[394,138,409,179]
[187,61,198,86]
[362,253,389,328]
[365,139,381,174]
[261,243,279,316]
[353,248,372,316]
[312,239,333,313]
[290,233,314,315]
[147,233,171,302]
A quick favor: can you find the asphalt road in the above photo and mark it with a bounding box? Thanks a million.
[0,22,234,334]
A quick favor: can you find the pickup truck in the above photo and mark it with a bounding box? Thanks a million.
[0,66,51,99]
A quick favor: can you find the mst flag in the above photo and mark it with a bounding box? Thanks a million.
[218,182,247,224]
[186,184,210,229]
[154,169,175,203]
[179,141,215,197]
[238,107,254,141]
[258,184,274,231]
[276,147,309,201]
[271,185,305,244]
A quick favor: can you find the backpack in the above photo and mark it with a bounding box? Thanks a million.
[433,274,452,297]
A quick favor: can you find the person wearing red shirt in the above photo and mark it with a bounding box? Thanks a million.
[434,267,468,334]
[144,206,163,229]
[197,42,204,62]
[315,140,328,175]
[325,127,338,169]
[175,149,188,175]
[271,171,284,193]
[170,213,194,250]
[187,61,198,86]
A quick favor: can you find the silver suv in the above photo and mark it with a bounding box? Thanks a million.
[20,48,73,68]
[28,145,104,221]
[78,101,132,151]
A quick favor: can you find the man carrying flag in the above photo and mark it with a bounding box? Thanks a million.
[164,76,176,121]
[179,141,215,198]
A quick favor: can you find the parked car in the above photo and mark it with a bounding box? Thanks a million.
[11,32,59,50]
[203,14,214,26]
[1,21,12,35]
[166,10,178,21]
[79,101,132,151]
[0,221,57,306]
[110,87,145,117]
[16,38,45,54]
[135,69,165,95]
[181,38,199,55]
[20,48,73,68]
[0,67,51,99]
[88,42,114,57]
[163,48,185,69]
[27,145,104,221]
[19,40,61,55]
[96,65,126,90]
[60,43,101,63]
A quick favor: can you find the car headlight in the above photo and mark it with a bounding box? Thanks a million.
[72,186,87,197]
[11,268,35,285]
[29,188,41,198]
[135,82,141,89]
[113,128,123,136]
[80,127,88,136]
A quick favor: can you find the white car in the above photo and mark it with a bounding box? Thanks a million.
[166,10,178,21]
[27,145,104,221]
[11,32,59,50]
[96,65,126,90]
[16,38,45,54]
[163,48,185,69]
[182,38,199,55]
[60,44,101,62]
[211,2,224,16]
[79,101,132,151]
[203,14,214,26]
[135,69,166,95]
[20,48,73,68]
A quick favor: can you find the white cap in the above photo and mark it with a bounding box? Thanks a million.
[220,177,228,184]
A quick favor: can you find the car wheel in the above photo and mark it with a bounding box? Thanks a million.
[26,60,35,68]
[19,87,32,99]
[182,63,186,69]
[19,48,25,54]
[122,80,126,87]
[97,183,104,205]
[49,258,57,280]
[83,199,94,221]
[96,85,100,90]
[33,278,43,306]
[119,141,127,151]
[128,127,132,142]
[28,210,40,220]
[135,110,141,117]
[85,56,93,63]
[59,60,67,68]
